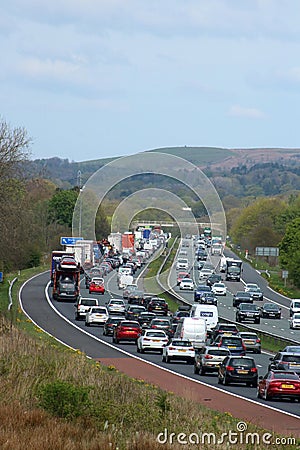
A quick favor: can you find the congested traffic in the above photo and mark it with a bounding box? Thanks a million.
[50,228,300,404]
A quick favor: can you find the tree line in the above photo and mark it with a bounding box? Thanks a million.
[1,118,299,287]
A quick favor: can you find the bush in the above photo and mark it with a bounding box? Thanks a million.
[37,380,91,419]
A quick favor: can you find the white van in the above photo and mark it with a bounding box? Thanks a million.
[290,299,300,317]
[118,274,134,289]
[175,317,207,349]
[190,304,218,335]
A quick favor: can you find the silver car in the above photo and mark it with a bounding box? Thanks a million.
[194,346,230,375]
[239,332,261,354]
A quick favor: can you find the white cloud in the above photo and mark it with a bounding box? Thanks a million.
[228,105,266,119]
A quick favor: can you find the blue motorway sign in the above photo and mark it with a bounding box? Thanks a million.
[60,237,83,246]
[0,272,3,282]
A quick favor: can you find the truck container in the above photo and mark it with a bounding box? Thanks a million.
[122,232,135,252]
[108,232,122,252]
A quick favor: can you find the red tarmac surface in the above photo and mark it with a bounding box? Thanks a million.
[98,356,300,439]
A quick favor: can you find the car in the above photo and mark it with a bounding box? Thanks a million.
[290,313,300,329]
[125,305,146,320]
[245,285,263,301]
[199,268,213,280]
[211,282,227,296]
[260,303,281,319]
[179,278,194,290]
[194,285,211,302]
[239,332,261,354]
[147,298,169,315]
[162,339,195,363]
[172,310,191,324]
[244,283,259,293]
[176,258,189,270]
[137,329,169,354]
[211,323,240,341]
[196,250,208,261]
[137,312,157,328]
[74,297,99,320]
[150,317,172,335]
[106,299,126,315]
[176,272,190,285]
[128,290,144,305]
[122,284,138,299]
[181,240,189,248]
[85,306,109,326]
[282,345,300,353]
[236,303,261,324]
[178,250,188,256]
[233,291,253,307]
[103,316,124,336]
[269,352,300,374]
[206,274,222,287]
[194,346,230,375]
[257,370,300,401]
[89,281,105,295]
[197,291,217,306]
[197,261,205,271]
[218,356,258,387]
[290,299,300,317]
[214,335,246,356]
[113,320,142,344]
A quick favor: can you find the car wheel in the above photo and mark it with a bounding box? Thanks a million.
[257,349,261,354]
[137,346,140,353]
[199,365,206,376]
[140,348,145,353]
[166,356,171,363]
[194,364,200,375]
[85,322,90,327]
[263,389,271,400]
[115,339,119,344]
[217,376,223,384]
[162,354,166,362]
[224,376,230,386]
[257,388,262,399]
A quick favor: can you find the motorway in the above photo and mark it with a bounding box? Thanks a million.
[169,242,300,343]
[19,252,300,420]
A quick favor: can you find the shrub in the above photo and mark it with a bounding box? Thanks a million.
[37,380,91,419]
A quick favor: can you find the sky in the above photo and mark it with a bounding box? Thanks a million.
[1,0,300,162]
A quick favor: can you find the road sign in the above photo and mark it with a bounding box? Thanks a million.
[60,237,83,246]
[0,272,3,283]
[255,247,279,257]
[282,270,288,279]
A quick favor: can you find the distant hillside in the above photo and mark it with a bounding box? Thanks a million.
[24,146,300,198]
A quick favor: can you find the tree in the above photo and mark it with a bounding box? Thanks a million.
[48,188,79,228]
[279,217,300,287]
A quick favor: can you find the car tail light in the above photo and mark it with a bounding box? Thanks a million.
[189,347,194,351]
[152,325,157,328]
[256,339,261,343]
[250,367,257,373]
[143,337,150,341]
[242,343,246,350]
[169,347,175,350]
[204,354,213,359]
[218,343,221,347]
[226,365,234,371]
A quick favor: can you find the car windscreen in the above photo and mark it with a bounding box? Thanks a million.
[208,349,229,356]
[81,300,97,306]
[91,308,106,313]
[282,355,300,363]
[264,304,278,310]
[273,373,299,380]
[222,338,242,345]
[145,332,166,338]
[230,358,255,367]
[240,304,258,310]
[120,322,140,328]
[241,334,257,339]
[171,341,192,347]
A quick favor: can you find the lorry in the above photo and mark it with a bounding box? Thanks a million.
[52,256,80,302]
[225,258,243,281]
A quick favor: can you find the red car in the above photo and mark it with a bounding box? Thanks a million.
[257,370,300,401]
[89,281,105,295]
[176,272,190,286]
[112,320,142,344]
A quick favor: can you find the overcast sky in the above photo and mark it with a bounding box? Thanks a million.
[2,1,300,162]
